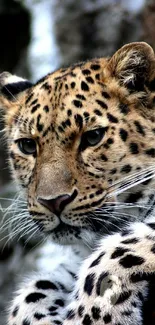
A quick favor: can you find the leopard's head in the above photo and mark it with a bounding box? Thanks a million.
[1,42,155,246]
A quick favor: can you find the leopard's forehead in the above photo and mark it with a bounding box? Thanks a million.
[19,58,120,142]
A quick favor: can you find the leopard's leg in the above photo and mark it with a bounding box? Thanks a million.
[64,221,155,325]
[8,244,88,325]
[9,271,70,325]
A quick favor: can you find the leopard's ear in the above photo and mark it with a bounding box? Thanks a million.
[109,42,155,92]
[0,72,32,100]
[0,72,33,124]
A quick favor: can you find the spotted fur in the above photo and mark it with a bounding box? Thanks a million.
[1,42,155,325]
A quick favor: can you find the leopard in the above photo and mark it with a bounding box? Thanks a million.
[1,42,155,325]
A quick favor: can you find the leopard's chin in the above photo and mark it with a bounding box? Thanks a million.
[38,220,94,247]
[42,222,83,245]
[47,224,99,249]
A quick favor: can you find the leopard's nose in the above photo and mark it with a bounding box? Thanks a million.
[37,190,77,216]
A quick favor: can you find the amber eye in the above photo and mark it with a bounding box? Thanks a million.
[80,128,107,151]
[16,138,37,155]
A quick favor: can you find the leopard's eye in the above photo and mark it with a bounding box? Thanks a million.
[16,138,37,155]
[80,128,107,151]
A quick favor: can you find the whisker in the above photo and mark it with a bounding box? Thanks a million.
[108,169,155,197]
[111,165,155,187]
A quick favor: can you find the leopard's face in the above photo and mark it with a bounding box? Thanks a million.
[1,42,155,245]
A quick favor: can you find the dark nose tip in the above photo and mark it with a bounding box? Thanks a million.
[37,190,77,216]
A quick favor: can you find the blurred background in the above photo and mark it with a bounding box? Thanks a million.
[0,0,155,322]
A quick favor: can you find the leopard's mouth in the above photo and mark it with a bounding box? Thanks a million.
[33,216,85,235]
[31,210,128,246]
[31,199,128,240]
[49,222,82,235]
[32,207,119,237]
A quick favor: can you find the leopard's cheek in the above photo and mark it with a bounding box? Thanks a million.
[80,147,117,189]
[9,151,35,190]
